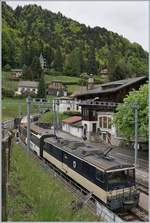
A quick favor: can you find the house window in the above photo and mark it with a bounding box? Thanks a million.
[108,117,112,129]
[103,116,107,128]
[93,110,96,117]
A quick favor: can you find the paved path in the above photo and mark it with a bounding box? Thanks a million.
[139,192,149,211]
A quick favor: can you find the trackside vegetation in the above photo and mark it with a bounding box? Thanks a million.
[8,144,101,221]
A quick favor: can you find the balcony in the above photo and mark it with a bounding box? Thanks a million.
[78,100,120,108]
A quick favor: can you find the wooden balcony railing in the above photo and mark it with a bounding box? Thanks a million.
[78,100,120,107]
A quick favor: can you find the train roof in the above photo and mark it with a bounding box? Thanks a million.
[44,137,134,172]
[21,123,53,136]
[26,123,134,171]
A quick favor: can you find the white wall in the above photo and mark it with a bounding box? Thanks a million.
[62,123,82,138]
[54,99,81,113]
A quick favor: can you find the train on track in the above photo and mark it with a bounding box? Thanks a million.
[19,123,139,211]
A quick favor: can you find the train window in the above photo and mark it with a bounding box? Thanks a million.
[96,169,104,182]
[73,161,76,169]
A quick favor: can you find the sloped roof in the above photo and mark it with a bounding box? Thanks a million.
[62,116,82,124]
[18,81,39,87]
[76,76,147,97]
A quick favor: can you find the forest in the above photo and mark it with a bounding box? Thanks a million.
[2,2,148,81]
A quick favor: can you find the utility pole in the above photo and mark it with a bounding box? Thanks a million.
[56,99,59,135]
[133,103,139,167]
[26,96,31,150]
[53,99,56,135]
[18,96,21,118]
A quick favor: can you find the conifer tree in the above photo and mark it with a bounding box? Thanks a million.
[37,77,46,98]
[31,56,43,80]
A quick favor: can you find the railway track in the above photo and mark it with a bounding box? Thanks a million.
[19,141,148,222]
[136,182,149,195]
[117,206,148,222]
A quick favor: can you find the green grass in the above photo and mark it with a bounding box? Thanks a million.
[66,84,81,94]
[2,96,56,120]
[2,71,18,91]
[2,98,39,120]
[39,111,71,123]
[8,144,100,221]
[45,74,81,84]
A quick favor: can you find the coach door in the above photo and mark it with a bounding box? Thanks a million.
[62,152,69,173]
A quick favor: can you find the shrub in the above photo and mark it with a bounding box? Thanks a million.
[3,64,11,71]
[63,111,81,116]
[2,88,14,97]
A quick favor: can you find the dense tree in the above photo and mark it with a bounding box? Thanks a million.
[37,77,46,98]
[2,2,148,79]
[113,84,148,140]
[23,66,33,80]
[64,48,82,76]
[53,47,63,71]
[109,58,130,81]
[87,46,98,75]
[30,56,43,80]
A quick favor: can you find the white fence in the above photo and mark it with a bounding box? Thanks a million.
[96,201,124,222]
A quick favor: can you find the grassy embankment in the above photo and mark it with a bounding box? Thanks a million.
[8,144,101,221]
[2,96,55,120]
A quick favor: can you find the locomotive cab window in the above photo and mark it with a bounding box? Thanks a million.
[96,169,104,182]
[107,169,135,190]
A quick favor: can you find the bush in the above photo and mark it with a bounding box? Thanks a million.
[63,111,81,116]
[3,64,11,71]
[2,88,14,97]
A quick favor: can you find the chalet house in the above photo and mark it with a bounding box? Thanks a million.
[47,80,67,96]
[76,76,147,145]
[56,96,81,113]
[15,81,39,96]
[62,116,82,138]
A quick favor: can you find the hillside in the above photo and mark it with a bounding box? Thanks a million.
[2,2,148,80]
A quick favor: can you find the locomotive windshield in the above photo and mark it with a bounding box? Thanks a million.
[107,169,135,190]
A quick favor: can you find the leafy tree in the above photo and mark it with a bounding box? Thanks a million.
[53,47,63,71]
[87,46,98,75]
[113,84,148,140]
[64,48,81,76]
[37,77,46,98]
[109,58,130,81]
